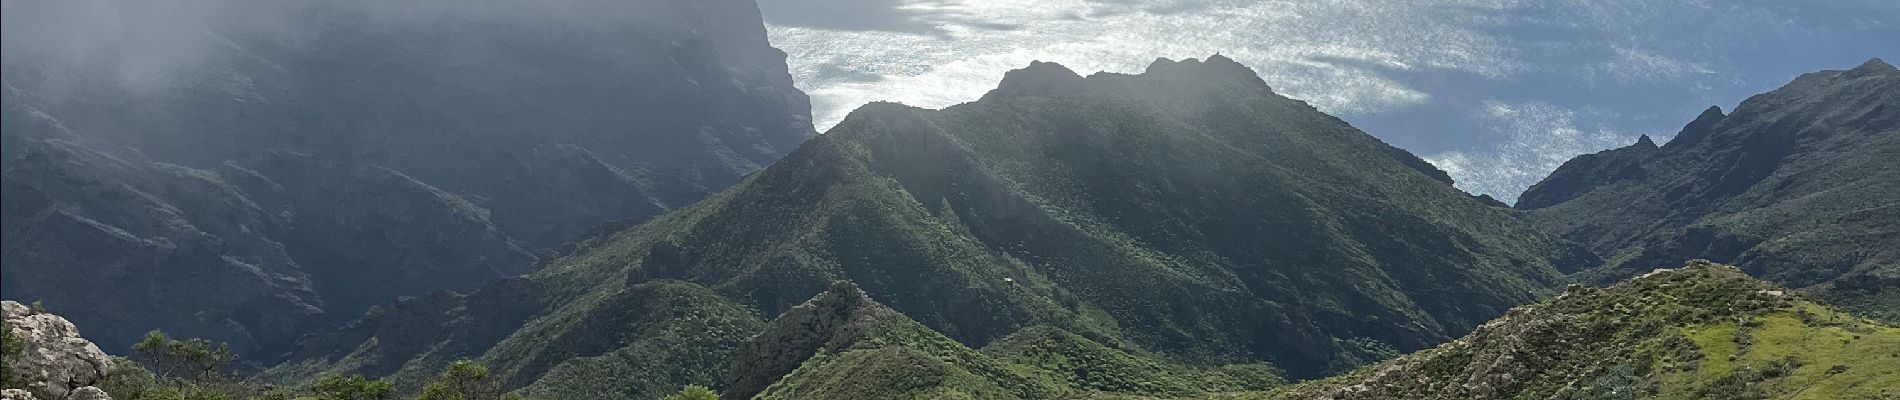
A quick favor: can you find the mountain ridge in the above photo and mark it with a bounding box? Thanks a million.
[1517,58,1899,321]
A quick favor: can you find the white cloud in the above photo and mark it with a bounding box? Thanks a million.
[770,0,1514,130]
[1583,46,1716,83]
[1425,100,1635,202]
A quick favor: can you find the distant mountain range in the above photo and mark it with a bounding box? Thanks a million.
[1519,58,1899,322]
[1,0,812,361]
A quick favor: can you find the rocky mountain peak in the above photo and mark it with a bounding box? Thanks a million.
[1847,57,1896,75]
[1662,105,1728,148]
[1141,55,1272,90]
[983,61,1087,100]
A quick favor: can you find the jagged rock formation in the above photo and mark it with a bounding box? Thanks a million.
[2,301,116,400]
[1,0,813,360]
[278,56,1594,399]
[1519,59,1900,320]
[1251,261,1900,400]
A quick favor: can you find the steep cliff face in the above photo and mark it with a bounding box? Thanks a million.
[1519,59,1900,320]
[1,0,813,361]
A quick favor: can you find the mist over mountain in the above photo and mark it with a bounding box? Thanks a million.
[1519,58,1900,322]
[1,0,812,361]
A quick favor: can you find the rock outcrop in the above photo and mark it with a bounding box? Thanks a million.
[2,301,114,400]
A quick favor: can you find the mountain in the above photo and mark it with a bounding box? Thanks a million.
[0,0,813,361]
[273,55,1595,397]
[1252,261,1900,400]
[1517,58,1900,321]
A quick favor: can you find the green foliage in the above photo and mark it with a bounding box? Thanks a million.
[134,330,237,381]
[308,374,394,400]
[662,385,719,400]
[102,331,275,400]
[413,360,542,400]
[97,332,521,400]
[1,318,20,389]
[982,326,1282,397]
[416,360,498,400]
[499,281,767,400]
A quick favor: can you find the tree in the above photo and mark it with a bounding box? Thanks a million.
[417,360,502,400]
[133,330,236,381]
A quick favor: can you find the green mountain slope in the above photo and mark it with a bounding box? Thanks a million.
[726,282,1277,400]
[725,282,1057,400]
[1241,260,1900,400]
[1517,59,1899,321]
[276,55,1594,396]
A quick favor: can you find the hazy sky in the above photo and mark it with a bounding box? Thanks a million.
[758,0,1898,202]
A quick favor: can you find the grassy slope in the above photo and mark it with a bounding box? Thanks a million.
[1219,261,1899,400]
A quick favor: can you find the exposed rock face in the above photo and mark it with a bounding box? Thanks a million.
[1518,59,1900,319]
[62,388,107,400]
[1,0,813,360]
[2,301,115,400]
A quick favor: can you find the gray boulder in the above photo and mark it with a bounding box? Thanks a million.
[2,301,115,400]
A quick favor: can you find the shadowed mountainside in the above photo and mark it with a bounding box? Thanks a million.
[1518,58,1899,321]
[0,0,813,361]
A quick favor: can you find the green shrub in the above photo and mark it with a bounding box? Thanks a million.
[662,385,719,400]
[309,374,394,400]
[1,319,21,389]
